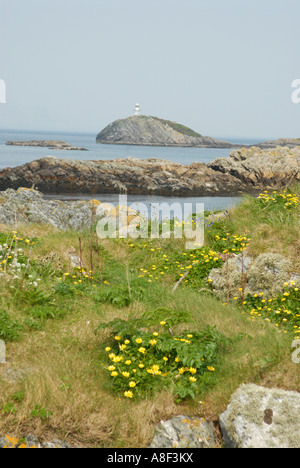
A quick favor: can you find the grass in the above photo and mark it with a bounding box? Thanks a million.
[0,186,299,447]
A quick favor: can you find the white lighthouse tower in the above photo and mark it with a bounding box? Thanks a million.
[134,102,140,116]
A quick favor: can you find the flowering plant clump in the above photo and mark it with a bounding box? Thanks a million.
[97,309,230,401]
[213,232,251,255]
[237,281,300,337]
[136,245,223,289]
[257,190,299,211]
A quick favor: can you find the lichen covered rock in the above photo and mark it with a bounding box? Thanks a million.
[149,415,217,448]
[209,252,298,300]
[219,384,300,448]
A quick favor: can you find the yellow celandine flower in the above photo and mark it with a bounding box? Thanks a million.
[187,334,193,339]
[108,365,116,371]
[138,347,146,354]
[105,347,111,352]
[207,366,215,372]
[124,340,130,345]
[153,332,159,337]
[115,336,121,341]
[111,371,118,377]
[189,367,197,374]
[136,338,143,344]
[150,339,157,346]
[160,321,166,325]
[175,357,180,362]
[138,364,145,368]
[189,376,197,382]
[122,372,130,378]
[125,360,132,365]
[129,381,136,388]
[163,357,168,361]
[124,391,134,398]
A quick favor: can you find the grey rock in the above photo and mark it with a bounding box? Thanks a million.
[208,145,300,189]
[96,115,236,148]
[209,252,298,300]
[149,415,217,448]
[219,384,300,448]
[6,140,88,151]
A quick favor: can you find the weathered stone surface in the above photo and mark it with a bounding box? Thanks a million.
[255,138,300,149]
[208,146,300,189]
[0,434,75,448]
[1,145,298,196]
[0,188,144,233]
[219,384,300,448]
[6,140,88,151]
[0,156,246,196]
[149,415,217,448]
[96,115,236,148]
[209,252,299,300]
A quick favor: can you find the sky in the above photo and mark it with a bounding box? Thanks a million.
[0,0,299,140]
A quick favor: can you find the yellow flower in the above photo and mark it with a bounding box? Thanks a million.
[111,371,118,377]
[124,391,133,398]
[153,332,159,337]
[122,372,130,378]
[114,336,121,341]
[138,363,145,368]
[160,321,166,325]
[108,365,116,371]
[207,366,215,372]
[129,381,136,388]
[189,367,197,374]
[136,338,143,344]
[125,360,132,365]
[105,347,111,352]
[189,376,197,382]
[138,347,146,354]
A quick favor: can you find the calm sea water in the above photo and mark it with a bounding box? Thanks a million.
[0,129,258,214]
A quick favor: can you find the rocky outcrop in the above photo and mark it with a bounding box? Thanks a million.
[0,156,246,196]
[6,140,88,151]
[208,146,300,188]
[209,253,300,301]
[149,416,217,448]
[0,145,298,196]
[0,188,144,232]
[256,138,300,149]
[96,115,236,148]
[219,384,300,448]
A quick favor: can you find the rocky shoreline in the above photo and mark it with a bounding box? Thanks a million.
[6,140,88,151]
[0,145,299,196]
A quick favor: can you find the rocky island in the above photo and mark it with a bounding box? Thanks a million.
[0,145,298,196]
[255,138,300,149]
[6,140,88,151]
[96,115,237,148]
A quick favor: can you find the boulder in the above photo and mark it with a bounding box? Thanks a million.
[149,415,217,448]
[209,252,299,300]
[219,384,300,448]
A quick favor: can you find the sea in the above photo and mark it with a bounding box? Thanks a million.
[0,129,260,218]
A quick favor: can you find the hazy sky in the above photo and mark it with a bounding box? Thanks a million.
[0,0,299,139]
